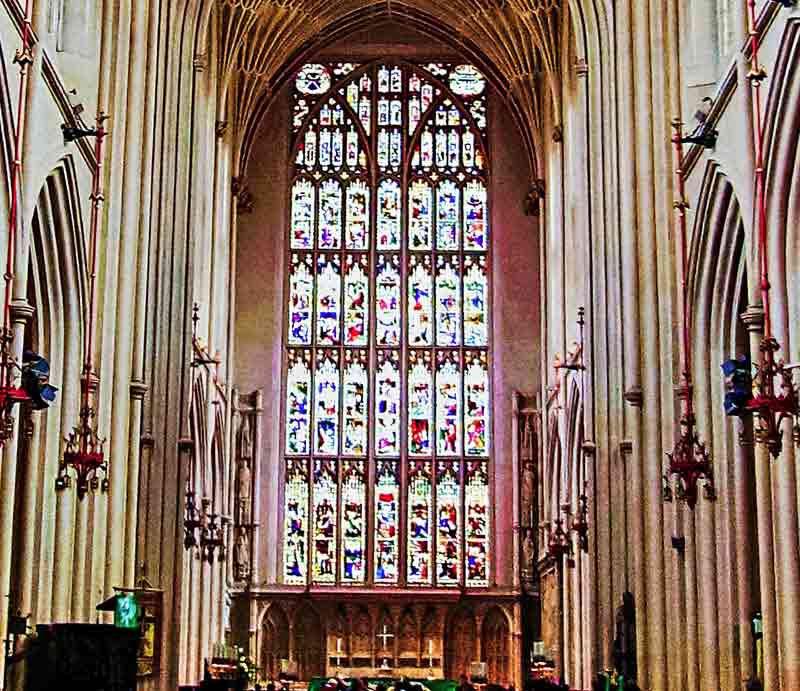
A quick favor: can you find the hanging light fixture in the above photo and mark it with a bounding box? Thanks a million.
[663,119,714,508]
[56,113,109,498]
[722,0,800,459]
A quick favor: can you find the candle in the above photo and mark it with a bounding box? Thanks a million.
[337,638,342,654]
[428,640,433,656]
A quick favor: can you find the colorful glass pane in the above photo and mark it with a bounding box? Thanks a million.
[344,254,369,346]
[390,130,402,167]
[421,130,434,168]
[449,65,486,97]
[332,129,344,168]
[378,130,389,168]
[435,130,448,168]
[407,462,433,584]
[341,461,366,582]
[376,255,401,346]
[465,462,489,586]
[286,349,312,455]
[436,352,461,456]
[463,131,475,168]
[296,64,331,95]
[319,128,331,167]
[314,351,340,455]
[464,180,488,250]
[390,66,402,92]
[375,350,400,456]
[291,180,315,249]
[288,253,313,345]
[378,66,390,93]
[374,461,399,583]
[343,350,368,456]
[408,351,433,456]
[346,129,360,168]
[319,179,343,249]
[346,180,370,249]
[464,256,488,346]
[436,255,461,346]
[436,462,461,584]
[409,180,433,250]
[304,130,317,167]
[408,255,433,346]
[465,351,489,456]
[377,179,401,249]
[284,459,309,584]
[448,130,460,168]
[312,460,337,583]
[316,254,341,345]
[437,180,460,250]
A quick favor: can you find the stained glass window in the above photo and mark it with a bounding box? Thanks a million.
[283,61,490,587]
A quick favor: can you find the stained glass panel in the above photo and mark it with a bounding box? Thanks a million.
[436,352,461,456]
[464,180,488,250]
[288,253,313,345]
[346,180,370,249]
[314,350,340,455]
[296,64,331,95]
[408,351,433,457]
[341,461,366,582]
[284,459,309,584]
[312,460,337,583]
[344,254,369,346]
[291,179,315,249]
[407,462,433,584]
[376,255,401,346]
[377,179,401,250]
[408,255,433,346]
[465,462,489,586]
[316,254,341,345]
[375,461,399,583]
[465,351,489,457]
[436,462,461,585]
[436,255,461,346]
[375,350,400,456]
[409,180,433,250]
[284,61,491,587]
[343,350,368,456]
[286,349,312,455]
[319,179,343,249]
[464,256,488,347]
[437,180,460,250]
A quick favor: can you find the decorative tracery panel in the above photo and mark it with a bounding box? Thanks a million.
[282,60,491,587]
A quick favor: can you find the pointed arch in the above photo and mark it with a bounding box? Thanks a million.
[481,606,511,686]
[294,601,324,680]
[261,603,290,681]
[445,606,476,681]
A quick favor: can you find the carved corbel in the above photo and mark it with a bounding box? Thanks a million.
[524,178,546,216]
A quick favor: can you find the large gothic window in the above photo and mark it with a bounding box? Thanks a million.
[282,60,490,588]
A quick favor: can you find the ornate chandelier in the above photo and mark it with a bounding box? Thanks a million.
[721,0,800,458]
[663,119,714,508]
[56,113,109,498]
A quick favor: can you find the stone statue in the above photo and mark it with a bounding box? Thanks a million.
[233,527,251,582]
[237,457,252,526]
[240,415,253,460]
[521,463,535,526]
[521,528,535,581]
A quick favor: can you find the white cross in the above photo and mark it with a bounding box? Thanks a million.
[377,624,394,648]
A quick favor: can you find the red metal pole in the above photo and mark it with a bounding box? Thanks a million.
[3,0,34,391]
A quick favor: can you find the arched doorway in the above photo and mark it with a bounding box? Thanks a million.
[261,605,290,680]
[445,608,476,680]
[482,608,510,685]
[294,604,324,680]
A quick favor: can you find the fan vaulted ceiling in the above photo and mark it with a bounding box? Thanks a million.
[214,0,562,173]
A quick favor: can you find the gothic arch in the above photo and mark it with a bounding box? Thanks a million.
[481,606,511,686]
[445,606,477,681]
[261,604,290,681]
[294,602,324,680]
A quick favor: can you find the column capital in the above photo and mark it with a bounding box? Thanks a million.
[9,299,35,325]
[741,303,765,333]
